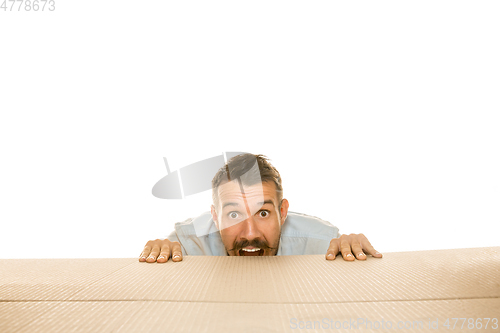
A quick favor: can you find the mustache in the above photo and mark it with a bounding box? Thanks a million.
[228,239,277,252]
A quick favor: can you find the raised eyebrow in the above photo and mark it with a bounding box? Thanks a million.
[222,202,240,209]
[257,200,275,207]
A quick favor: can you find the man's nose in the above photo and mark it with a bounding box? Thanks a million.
[239,216,263,241]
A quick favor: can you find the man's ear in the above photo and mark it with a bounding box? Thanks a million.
[280,198,289,226]
[211,205,219,230]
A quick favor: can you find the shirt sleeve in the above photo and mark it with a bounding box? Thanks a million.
[166,229,187,256]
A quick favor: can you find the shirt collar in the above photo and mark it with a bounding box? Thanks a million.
[276,236,283,256]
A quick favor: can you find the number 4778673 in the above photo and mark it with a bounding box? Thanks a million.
[1,0,56,11]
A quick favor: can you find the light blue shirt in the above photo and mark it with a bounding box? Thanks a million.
[166,211,340,256]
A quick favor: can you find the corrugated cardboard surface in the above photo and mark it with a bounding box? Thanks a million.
[1,247,499,332]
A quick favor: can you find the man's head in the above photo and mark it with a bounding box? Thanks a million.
[211,154,289,256]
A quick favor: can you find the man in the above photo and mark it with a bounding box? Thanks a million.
[139,153,382,263]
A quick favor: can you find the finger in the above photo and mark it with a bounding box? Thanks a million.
[146,244,161,263]
[325,239,340,260]
[359,235,383,258]
[171,242,183,262]
[157,240,174,263]
[340,236,355,261]
[156,248,171,263]
[139,243,153,262]
[350,237,366,260]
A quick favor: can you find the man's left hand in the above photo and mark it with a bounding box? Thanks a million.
[326,233,383,261]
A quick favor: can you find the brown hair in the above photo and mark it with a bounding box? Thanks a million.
[211,153,283,209]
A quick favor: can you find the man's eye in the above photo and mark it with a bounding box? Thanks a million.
[259,210,269,218]
[229,212,239,219]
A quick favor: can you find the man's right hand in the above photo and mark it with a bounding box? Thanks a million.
[138,239,183,263]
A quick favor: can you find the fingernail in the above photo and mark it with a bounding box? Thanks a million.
[358,253,365,257]
[158,255,164,259]
[327,253,334,259]
[173,255,180,260]
[141,256,146,260]
[346,253,353,257]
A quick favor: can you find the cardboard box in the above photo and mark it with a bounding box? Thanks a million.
[1,246,499,332]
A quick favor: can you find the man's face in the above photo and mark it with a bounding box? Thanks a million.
[211,180,289,256]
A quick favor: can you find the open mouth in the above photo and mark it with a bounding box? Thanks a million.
[239,248,265,256]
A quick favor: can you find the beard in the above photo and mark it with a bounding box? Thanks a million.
[227,235,281,256]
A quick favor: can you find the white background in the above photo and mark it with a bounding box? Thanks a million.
[1,1,498,259]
